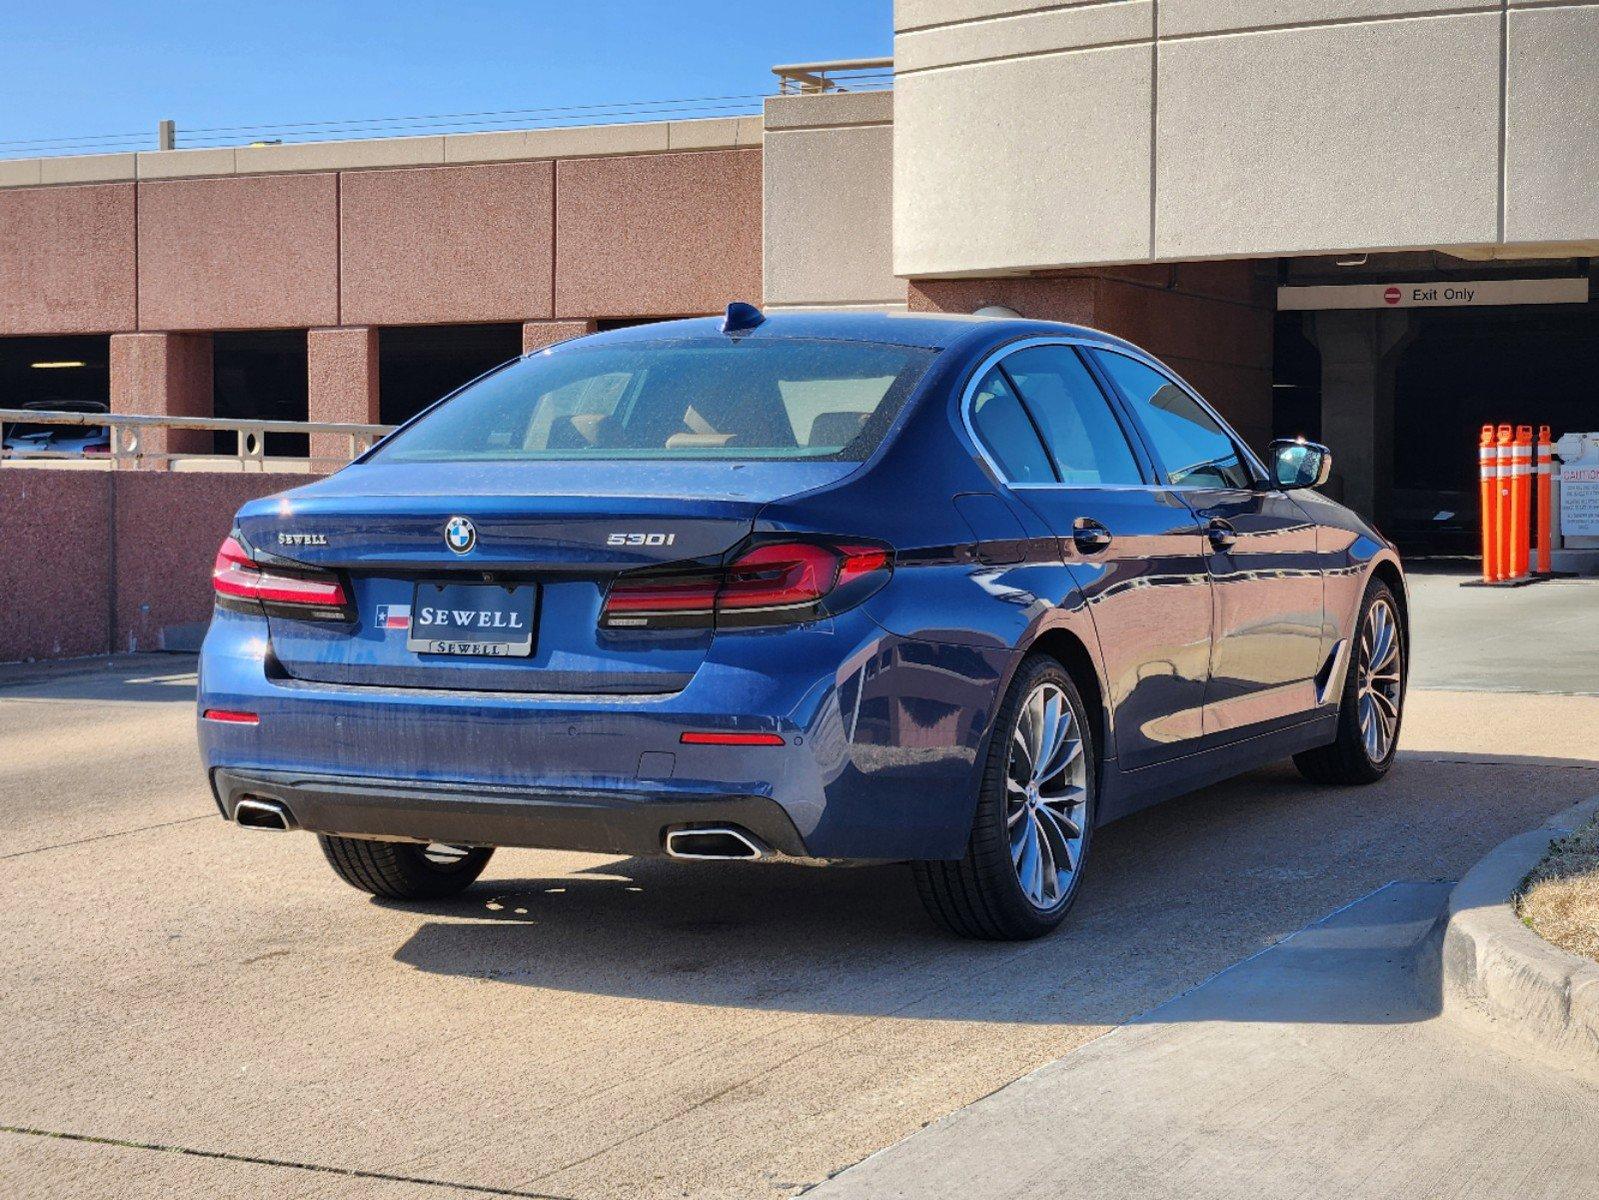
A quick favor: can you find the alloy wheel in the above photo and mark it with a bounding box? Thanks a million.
[1006,683,1089,910]
[1356,598,1402,763]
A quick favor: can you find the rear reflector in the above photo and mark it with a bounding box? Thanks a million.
[679,731,785,747]
[202,709,260,725]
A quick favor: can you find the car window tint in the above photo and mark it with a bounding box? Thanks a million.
[1094,351,1254,489]
[1002,346,1143,486]
[778,375,897,447]
[373,338,934,462]
[968,366,1056,484]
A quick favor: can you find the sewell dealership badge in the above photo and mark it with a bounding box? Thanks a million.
[444,516,476,554]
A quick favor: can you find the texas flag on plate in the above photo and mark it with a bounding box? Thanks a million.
[374,604,411,631]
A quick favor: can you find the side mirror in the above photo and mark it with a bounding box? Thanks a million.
[1268,438,1332,490]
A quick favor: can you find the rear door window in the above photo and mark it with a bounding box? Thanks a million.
[1093,351,1256,489]
[1002,345,1144,486]
[968,366,1056,484]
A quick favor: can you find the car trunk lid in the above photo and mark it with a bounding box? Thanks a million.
[236,460,856,693]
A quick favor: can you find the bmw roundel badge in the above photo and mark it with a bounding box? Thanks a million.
[444,516,476,554]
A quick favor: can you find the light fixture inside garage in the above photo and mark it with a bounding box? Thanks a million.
[30,360,86,369]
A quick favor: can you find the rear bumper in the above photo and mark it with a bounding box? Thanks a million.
[197,605,1012,861]
[212,767,809,857]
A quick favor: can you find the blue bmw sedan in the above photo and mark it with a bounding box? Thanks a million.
[198,306,1407,939]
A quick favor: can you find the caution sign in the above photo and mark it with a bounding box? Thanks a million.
[1562,462,1599,537]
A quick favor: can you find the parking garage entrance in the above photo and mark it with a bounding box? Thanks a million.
[1274,276,1599,558]
[0,334,111,410]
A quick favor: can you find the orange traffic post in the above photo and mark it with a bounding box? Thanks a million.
[1536,424,1553,576]
[1511,424,1534,580]
[1479,425,1499,581]
[1496,424,1514,582]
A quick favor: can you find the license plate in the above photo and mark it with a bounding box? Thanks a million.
[407,583,536,657]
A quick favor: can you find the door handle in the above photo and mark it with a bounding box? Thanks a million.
[1072,518,1113,555]
[1206,518,1238,551]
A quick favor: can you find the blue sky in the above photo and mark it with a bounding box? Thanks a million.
[1,1,891,156]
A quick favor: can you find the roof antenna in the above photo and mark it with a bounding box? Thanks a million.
[721,301,765,334]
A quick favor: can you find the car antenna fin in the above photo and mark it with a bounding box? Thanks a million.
[720,301,765,335]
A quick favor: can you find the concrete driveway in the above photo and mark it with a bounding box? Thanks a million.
[3,577,1598,1198]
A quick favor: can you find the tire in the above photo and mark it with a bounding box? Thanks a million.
[1294,578,1405,786]
[318,835,493,900]
[913,655,1097,940]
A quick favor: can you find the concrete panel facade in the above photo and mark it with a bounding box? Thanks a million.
[892,0,1599,273]
[0,183,135,335]
[1504,3,1599,244]
[554,149,762,317]
[109,332,214,456]
[307,326,379,461]
[763,92,900,308]
[137,174,339,330]
[1156,12,1502,260]
[340,161,555,326]
[896,1,1151,72]
[895,42,1152,275]
[1159,0,1498,37]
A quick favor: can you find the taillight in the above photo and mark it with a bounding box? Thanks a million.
[601,539,891,630]
[213,534,349,620]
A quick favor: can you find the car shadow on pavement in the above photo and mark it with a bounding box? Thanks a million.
[386,757,1599,1029]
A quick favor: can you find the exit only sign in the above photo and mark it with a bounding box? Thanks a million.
[1277,277,1589,310]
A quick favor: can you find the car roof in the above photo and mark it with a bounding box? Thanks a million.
[537,309,1150,359]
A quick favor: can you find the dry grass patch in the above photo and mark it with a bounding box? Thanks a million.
[1518,815,1599,963]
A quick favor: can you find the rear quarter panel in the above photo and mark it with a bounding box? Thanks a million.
[751,341,1113,851]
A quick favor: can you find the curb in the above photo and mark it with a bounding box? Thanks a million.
[1426,795,1599,1073]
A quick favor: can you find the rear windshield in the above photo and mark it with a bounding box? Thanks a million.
[370,337,936,463]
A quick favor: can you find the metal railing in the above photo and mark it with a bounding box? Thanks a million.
[0,408,393,473]
[772,57,894,95]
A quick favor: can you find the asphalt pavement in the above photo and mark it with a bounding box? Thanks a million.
[2,574,1597,1198]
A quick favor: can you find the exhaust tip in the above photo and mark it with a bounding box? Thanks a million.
[234,797,294,831]
[664,827,769,861]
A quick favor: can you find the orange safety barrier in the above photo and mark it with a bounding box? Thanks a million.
[1511,425,1534,580]
[1536,424,1553,576]
[1479,424,1498,582]
[1496,423,1514,582]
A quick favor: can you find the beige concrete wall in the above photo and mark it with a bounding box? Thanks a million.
[892,0,1599,275]
[0,118,761,190]
[762,91,901,308]
[1505,3,1599,244]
